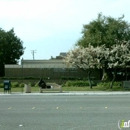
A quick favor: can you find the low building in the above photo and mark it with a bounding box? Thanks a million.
[5,53,101,80]
[5,60,100,80]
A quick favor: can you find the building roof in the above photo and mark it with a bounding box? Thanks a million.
[5,59,72,68]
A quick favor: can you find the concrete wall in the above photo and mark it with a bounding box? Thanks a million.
[5,59,101,80]
[5,67,101,80]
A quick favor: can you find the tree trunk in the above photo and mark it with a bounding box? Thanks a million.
[109,68,116,89]
[88,70,92,89]
[0,63,5,77]
[102,68,108,81]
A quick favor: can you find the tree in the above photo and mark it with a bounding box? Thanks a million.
[0,28,25,76]
[64,44,106,88]
[77,13,130,48]
[76,13,130,81]
[65,40,130,89]
[107,41,130,88]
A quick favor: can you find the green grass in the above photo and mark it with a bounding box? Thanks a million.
[62,85,126,91]
[0,86,39,93]
[0,80,129,92]
[0,85,128,93]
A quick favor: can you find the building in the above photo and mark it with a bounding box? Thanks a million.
[4,53,101,80]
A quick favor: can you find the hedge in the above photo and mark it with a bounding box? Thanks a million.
[63,80,96,87]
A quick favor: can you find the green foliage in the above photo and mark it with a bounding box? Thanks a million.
[19,83,24,88]
[64,81,88,87]
[61,76,95,80]
[97,81,122,87]
[11,82,19,88]
[0,77,41,80]
[77,13,130,48]
[23,77,50,80]
[0,28,25,76]
[63,80,96,87]
[29,82,36,87]
[61,76,82,80]
[0,83,3,88]
[11,82,38,88]
[23,77,39,80]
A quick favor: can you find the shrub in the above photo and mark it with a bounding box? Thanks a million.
[19,83,24,88]
[29,82,36,87]
[11,82,19,88]
[97,82,108,87]
[23,77,36,80]
[97,81,122,87]
[64,80,90,87]
[0,83,3,88]
[113,82,122,87]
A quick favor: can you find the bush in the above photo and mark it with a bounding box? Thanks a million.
[97,81,122,87]
[61,76,95,81]
[113,82,122,86]
[29,82,36,87]
[0,83,3,88]
[19,83,24,88]
[63,80,90,87]
[61,76,76,80]
[11,82,19,88]
[97,82,109,87]
[23,77,39,80]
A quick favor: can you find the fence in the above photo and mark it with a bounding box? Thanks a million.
[5,67,101,80]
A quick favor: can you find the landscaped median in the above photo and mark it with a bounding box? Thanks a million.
[0,80,128,93]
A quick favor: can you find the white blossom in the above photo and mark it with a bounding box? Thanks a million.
[64,41,130,71]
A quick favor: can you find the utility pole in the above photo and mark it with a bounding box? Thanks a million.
[21,58,24,93]
[31,50,36,60]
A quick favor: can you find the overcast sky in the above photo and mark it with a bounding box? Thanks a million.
[0,0,130,60]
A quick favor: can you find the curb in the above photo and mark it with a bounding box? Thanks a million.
[0,91,130,96]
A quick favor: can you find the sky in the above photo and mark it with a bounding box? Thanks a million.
[0,0,130,61]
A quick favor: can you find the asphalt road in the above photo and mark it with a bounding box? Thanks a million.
[0,95,130,130]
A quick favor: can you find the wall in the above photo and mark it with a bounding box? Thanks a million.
[5,59,101,80]
[5,67,101,80]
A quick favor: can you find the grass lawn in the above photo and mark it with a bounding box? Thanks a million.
[0,85,128,93]
[0,79,129,93]
[62,85,126,91]
[0,87,39,93]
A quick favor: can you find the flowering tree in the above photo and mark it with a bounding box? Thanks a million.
[64,44,106,88]
[107,41,130,88]
[64,41,130,89]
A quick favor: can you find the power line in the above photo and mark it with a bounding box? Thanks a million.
[31,50,37,60]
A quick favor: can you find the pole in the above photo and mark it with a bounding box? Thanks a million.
[126,67,127,81]
[21,58,24,93]
[31,50,36,60]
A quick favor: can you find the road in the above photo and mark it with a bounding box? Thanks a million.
[0,95,130,130]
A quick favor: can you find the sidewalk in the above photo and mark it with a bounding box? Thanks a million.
[0,91,130,96]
